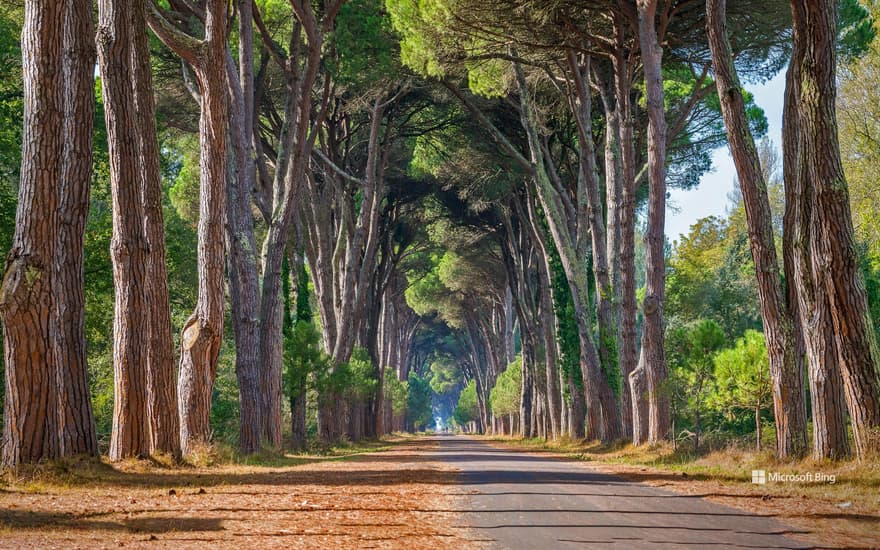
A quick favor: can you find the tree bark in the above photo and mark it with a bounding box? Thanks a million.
[706,0,808,458]
[567,51,619,421]
[782,17,850,460]
[130,0,180,460]
[1,0,98,467]
[792,0,880,459]
[511,61,622,442]
[97,0,152,461]
[55,0,99,458]
[630,0,671,445]
[597,64,631,438]
[611,22,640,442]
[225,0,263,455]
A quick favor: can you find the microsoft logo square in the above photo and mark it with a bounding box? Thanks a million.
[752,470,766,484]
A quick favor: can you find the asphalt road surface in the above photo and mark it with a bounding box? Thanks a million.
[434,435,811,549]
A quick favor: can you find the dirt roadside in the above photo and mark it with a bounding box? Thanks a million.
[0,437,478,549]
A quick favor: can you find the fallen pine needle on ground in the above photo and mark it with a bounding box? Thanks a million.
[0,436,484,550]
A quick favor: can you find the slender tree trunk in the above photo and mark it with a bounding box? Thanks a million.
[598,67,630,438]
[567,52,620,427]
[176,2,229,456]
[55,0,99,458]
[792,0,880,459]
[2,0,97,467]
[539,271,561,439]
[512,61,622,443]
[706,0,808,458]
[568,377,586,439]
[612,32,640,442]
[629,366,648,445]
[226,0,263,455]
[130,0,180,459]
[258,224,289,448]
[520,344,534,437]
[630,0,671,444]
[98,0,152,460]
[755,406,762,451]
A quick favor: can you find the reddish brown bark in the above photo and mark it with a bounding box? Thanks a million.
[630,0,671,444]
[1,0,98,467]
[611,19,640,441]
[782,6,850,460]
[131,0,180,459]
[707,0,808,458]
[789,0,880,459]
[226,0,263,455]
[55,0,99,458]
[97,0,152,461]
[148,0,230,455]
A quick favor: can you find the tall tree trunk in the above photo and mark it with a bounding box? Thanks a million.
[597,65,630,438]
[258,224,289,447]
[147,0,232,457]
[524,189,563,440]
[512,61,622,442]
[258,14,327,447]
[792,0,880,459]
[630,0,671,444]
[612,28,640,442]
[55,0,99,458]
[226,0,263,455]
[706,0,808,458]
[98,0,152,460]
[567,51,620,426]
[782,21,850,460]
[520,338,535,437]
[174,2,229,456]
[131,0,180,459]
[1,0,98,467]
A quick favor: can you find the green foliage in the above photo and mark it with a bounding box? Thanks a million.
[666,216,762,339]
[466,57,508,98]
[548,239,582,399]
[330,0,399,88]
[667,319,726,447]
[428,356,462,394]
[712,330,772,418]
[168,135,201,227]
[383,368,409,416]
[295,261,312,323]
[342,347,379,401]
[489,357,522,417]
[313,347,380,408]
[210,339,242,446]
[385,0,449,78]
[0,7,21,256]
[285,322,330,399]
[840,0,877,62]
[406,372,434,429]
[453,380,479,426]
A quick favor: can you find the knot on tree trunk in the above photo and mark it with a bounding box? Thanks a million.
[0,255,47,314]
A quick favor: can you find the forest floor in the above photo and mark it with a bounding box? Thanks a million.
[0,435,477,549]
[482,435,880,548]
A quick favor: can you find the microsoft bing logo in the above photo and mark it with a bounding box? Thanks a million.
[751,470,766,484]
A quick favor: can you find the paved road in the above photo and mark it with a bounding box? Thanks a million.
[432,435,811,549]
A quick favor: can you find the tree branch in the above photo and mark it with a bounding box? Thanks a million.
[147,0,202,67]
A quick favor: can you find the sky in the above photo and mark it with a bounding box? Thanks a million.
[665,71,787,242]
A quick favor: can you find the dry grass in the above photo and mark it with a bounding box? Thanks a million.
[0,437,483,549]
[482,435,880,548]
